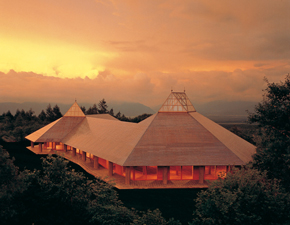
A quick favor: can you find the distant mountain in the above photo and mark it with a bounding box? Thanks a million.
[194,101,257,122]
[194,101,256,115]
[107,101,155,117]
[0,101,155,117]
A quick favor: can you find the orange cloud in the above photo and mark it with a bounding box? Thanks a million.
[1,65,289,107]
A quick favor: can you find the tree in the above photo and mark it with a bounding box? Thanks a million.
[109,108,114,117]
[80,106,86,114]
[25,108,35,121]
[0,155,134,225]
[248,75,290,190]
[46,104,55,122]
[0,145,27,223]
[0,151,179,224]
[132,209,181,225]
[87,104,98,115]
[191,167,290,225]
[38,109,47,121]
[98,99,109,114]
[0,145,19,194]
[45,104,62,122]
[52,104,62,119]
[115,111,121,119]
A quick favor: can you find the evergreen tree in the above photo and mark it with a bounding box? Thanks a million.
[109,108,114,116]
[46,104,55,122]
[115,111,121,119]
[38,110,47,121]
[25,109,35,121]
[14,109,21,119]
[98,99,108,114]
[80,106,86,114]
[87,104,98,114]
[5,110,13,121]
[52,104,62,119]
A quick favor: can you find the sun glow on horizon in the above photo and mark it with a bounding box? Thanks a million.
[0,36,118,79]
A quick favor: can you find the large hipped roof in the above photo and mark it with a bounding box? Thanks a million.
[26,94,256,166]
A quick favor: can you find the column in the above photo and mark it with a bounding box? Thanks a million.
[82,151,86,161]
[31,141,34,148]
[227,165,232,174]
[125,166,131,185]
[162,166,169,185]
[94,156,99,169]
[52,142,56,150]
[143,166,147,179]
[72,147,76,156]
[199,166,205,184]
[192,166,195,179]
[64,144,67,152]
[108,161,113,176]
[39,143,42,152]
[44,142,47,149]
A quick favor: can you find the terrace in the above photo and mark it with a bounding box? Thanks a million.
[26,143,229,189]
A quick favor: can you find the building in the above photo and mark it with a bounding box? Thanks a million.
[26,91,256,189]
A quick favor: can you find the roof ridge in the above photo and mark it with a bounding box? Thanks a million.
[60,117,86,143]
[189,112,255,164]
[122,113,158,166]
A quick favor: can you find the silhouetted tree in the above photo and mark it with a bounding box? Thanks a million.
[80,106,86,114]
[5,110,13,121]
[45,104,62,122]
[87,104,98,115]
[0,146,28,223]
[0,154,178,225]
[191,167,290,225]
[98,99,108,114]
[46,104,55,122]
[248,75,290,190]
[109,108,114,116]
[38,110,47,121]
[52,105,62,119]
[115,111,121,119]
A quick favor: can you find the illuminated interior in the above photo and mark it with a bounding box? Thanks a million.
[36,141,230,183]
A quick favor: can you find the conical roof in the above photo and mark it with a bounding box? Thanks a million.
[26,101,85,142]
[64,101,85,117]
[159,92,196,112]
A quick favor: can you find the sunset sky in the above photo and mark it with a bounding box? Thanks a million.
[0,0,289,107]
